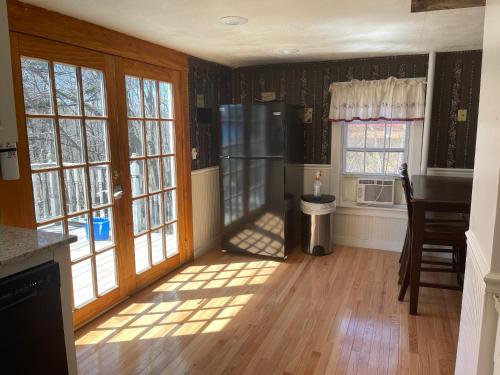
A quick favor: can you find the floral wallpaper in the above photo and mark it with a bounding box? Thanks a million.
[429,50,482,169]
[231,55,429,164]
[188,57,232,170]
[188,51,481,170]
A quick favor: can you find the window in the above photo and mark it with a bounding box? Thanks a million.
[125,75,178,274]
[21,56,118,309]
[343,121,408,175]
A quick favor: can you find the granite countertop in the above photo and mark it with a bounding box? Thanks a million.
[0,225,76,267]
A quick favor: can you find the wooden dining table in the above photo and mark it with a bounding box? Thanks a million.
[409,174,473,315]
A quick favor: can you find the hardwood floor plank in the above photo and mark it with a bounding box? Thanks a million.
[75,246,462,375]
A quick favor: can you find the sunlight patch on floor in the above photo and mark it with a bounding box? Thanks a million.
[76,259,279,346]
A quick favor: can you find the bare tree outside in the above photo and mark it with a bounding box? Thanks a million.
[22,57,178,306]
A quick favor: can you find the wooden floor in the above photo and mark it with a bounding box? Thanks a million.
[75,246,462,375]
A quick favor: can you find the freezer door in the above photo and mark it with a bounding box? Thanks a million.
[220,105,245,157]
[220,104,284,157]
[247,104,284,157]
[220,156,285,258]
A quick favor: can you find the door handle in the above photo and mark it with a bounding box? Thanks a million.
[0,290,38,312]
[113,185,124,199]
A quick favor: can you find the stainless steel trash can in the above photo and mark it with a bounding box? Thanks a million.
[301,194,336,256]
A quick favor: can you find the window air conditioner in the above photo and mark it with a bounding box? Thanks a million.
[356,178,395,205]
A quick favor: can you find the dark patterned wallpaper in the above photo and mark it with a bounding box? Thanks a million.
[188,52,481,169]
[188,56,232,170]
[428,50,482,169]
[231,55,429,164]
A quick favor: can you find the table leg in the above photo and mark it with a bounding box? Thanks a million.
[409,203,424,315]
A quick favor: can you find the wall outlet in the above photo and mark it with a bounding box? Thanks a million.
[457,109,467,122]
[191,148,198,160]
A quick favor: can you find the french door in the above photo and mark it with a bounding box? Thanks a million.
[15,35,191,326]
[116,58,184,289]
[16,35,124,325]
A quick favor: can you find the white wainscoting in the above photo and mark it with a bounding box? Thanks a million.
[191,166,221,258]
[333,205,407,252]
[298,164,407,252]
[455,231,497,375]
[190,164,474,257]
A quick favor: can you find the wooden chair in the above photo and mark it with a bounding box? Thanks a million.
[398,164,468,303]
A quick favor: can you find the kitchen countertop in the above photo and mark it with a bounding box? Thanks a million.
[0,225,76,267]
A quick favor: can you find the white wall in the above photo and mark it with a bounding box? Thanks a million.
[468,0,500,272]
[191,167,221,258]
[455,0,500,373]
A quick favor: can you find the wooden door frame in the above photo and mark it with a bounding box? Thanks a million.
[1,0,193,328]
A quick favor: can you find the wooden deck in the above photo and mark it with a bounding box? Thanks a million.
[75,246,462,374]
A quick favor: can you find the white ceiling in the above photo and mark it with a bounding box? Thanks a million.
[22,0,485,67]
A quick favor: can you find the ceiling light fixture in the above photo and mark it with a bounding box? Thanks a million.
[219,16,248,26]
[281,48,300,54]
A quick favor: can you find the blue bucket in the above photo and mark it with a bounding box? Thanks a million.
[86,217,110,241]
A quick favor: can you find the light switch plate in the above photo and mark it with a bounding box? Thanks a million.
[304,108,313,123]
[457,109,467,122]
[261,92,276,101]
[191,148,198,160]
[196,94,205,108]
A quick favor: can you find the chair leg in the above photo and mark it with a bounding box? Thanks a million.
[399,228,410,284]
[398,246,409,285]
[398,256,410,301]
[409,206,424,315]
[400,228,409,264]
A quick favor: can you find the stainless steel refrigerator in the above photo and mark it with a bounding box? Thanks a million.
[219,103,304,259]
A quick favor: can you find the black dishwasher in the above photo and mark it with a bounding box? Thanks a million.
[0,261,68,374]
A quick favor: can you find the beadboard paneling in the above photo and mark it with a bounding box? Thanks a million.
[191,166,221,257]
[298,164,407,252]
[192,163,406,254]
[333,209,407,252]
[456,233,491,375]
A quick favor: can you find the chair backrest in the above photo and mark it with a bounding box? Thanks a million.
[399,163,413,220]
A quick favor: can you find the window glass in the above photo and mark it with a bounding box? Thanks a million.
[343,121,407,175]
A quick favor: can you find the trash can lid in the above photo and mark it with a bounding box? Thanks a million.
[301,195,336,215]
[301,194,336,204]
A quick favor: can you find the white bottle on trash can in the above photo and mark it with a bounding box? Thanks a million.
[313,170,322,198]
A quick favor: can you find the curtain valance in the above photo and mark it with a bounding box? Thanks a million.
[328,76,426,122]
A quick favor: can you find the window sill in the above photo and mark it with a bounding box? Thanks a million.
[336,201,407,219]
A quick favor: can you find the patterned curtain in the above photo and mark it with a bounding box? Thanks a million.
[328,76,426,122]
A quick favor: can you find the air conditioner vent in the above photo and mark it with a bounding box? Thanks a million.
[357,178,395,205]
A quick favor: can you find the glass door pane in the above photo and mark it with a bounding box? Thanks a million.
[21,56,118,310]
[125,74,179,275]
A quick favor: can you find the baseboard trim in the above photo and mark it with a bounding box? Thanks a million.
[194,235,221,259]
[333,236,402,252]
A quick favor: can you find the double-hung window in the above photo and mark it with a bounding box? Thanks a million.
[343,121,409,176]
